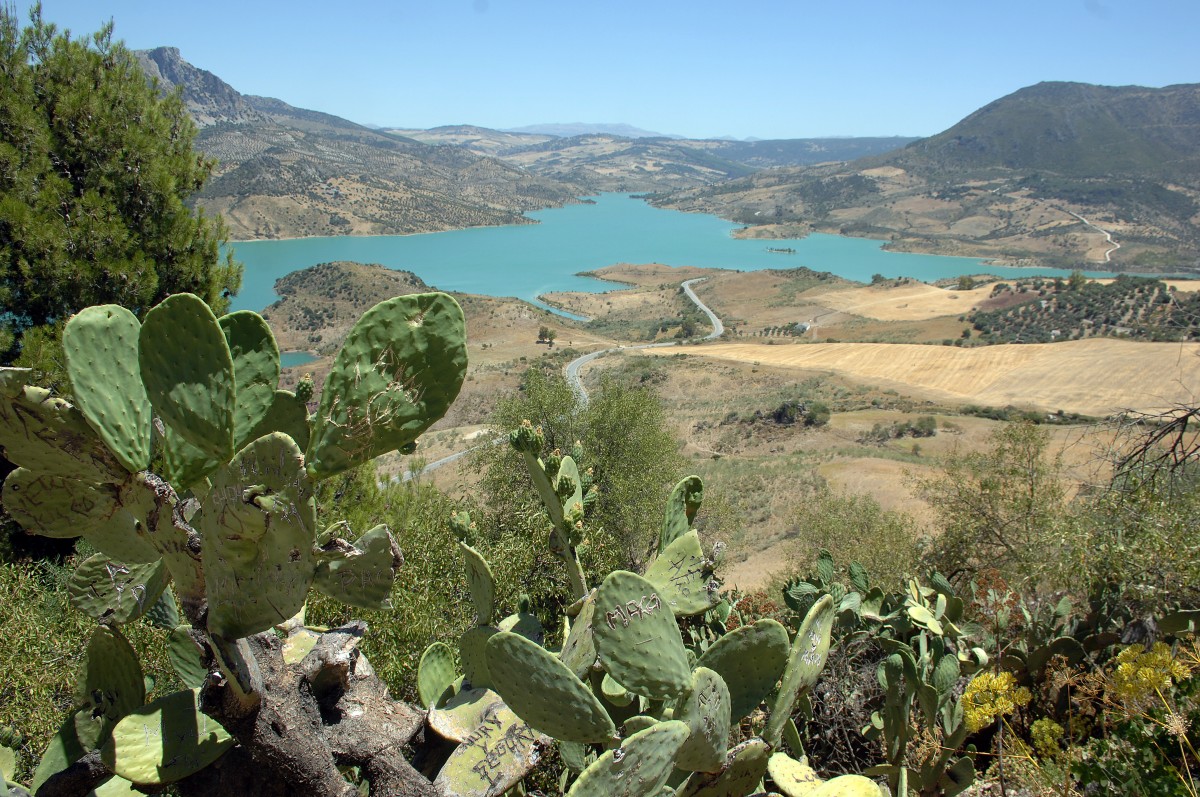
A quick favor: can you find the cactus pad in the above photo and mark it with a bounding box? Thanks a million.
[644,530,720,616]
[139,294,236,460]
[592,570,690,700]
[808,775,881,797]
[305,293,467,479]
[433,702,545,797]
[460,542,496,625]
[245,389,311,453]
[674,667,731,773]
[63,305,151,473]
[676,737,770,797]
[765,595,834,748]
[159,422,222,490]
[68,555,168,624]
[200,433,316,639]
[418,642,458,709]
[313,524,400,609]
[167,626,208,689]
[0,372,127,483]
[280,625,323,666]
[460,626,499,689]
[74,626,145,751]
[697,618,790,723]
[428,687,503,742]
[87,776,142,796]
[3,467,114,539]
[560,590,599,679]
[564,720,689,797]
[144,589,180,630]
[498,612,544,646]
[218,311,281,450]
[100,688,233,786]
[485,631,617,743]
[768,752,823,797]
[660,475,703,553]
[555,455,584,518]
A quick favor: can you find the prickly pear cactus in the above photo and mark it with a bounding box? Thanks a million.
[245,389,310,451]
[74,626,145,751]
[433,703,546,797]
[808,775,881,797]
[167,626,209,689]
[313,524,401,609]
[767,752,823,797]
[428,687,504,743]
[675,737,770,797]
[200,433,316,638]
[560,590,599,679]
[306,293,467,479]
[765,595,835,748]
[644,529,720,616]
[139,293,237,460]
[697,618,790,723]
[62,305,152,473]
[100,689,234,786]
[673,667,732,773]
[564,720,689,797]
[485,631,617,744]
[0,370,126,483]
[217,310,281,450]
[460,542,496,625]
[659,475,703,554]
[592,570,690,700]
[67,555,168,624]
[419,642,459,709]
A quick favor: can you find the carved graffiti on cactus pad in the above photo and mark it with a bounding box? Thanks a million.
[604,592,663,630]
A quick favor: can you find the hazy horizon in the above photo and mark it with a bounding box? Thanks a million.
[13,0,1199,140]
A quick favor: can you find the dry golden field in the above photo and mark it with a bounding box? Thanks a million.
[646,339,1200,417]
[812,282,995,321]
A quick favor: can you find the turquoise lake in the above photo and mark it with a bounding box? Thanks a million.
[229,193,1099,314]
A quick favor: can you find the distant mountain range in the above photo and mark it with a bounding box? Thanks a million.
[135,48,579,239]
[506,123,682,139]
[390,126,917,193]
[651,82,1200,270]
[134,50,1200,270]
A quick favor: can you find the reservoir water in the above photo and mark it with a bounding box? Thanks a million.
[229,193,1098,314]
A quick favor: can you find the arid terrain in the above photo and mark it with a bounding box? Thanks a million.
[264,260,1199,588]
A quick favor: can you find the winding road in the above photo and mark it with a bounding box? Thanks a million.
[389,278,724,482]
[565,277,724,405]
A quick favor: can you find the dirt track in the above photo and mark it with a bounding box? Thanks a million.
[648,339,1200,417]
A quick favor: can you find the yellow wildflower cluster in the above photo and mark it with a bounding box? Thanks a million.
[1029,717,1065,760]
[963,670,1032,732]
[1110,642,1191,705]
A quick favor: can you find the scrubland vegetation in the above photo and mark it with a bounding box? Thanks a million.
[2,9,1199,796]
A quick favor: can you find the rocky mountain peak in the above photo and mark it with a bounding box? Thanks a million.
[134,46,265,127]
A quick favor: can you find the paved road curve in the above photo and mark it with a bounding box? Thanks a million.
[566,277,724,406]
[392,278,725,482]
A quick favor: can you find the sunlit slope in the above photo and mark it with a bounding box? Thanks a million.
[649,339,1200,416]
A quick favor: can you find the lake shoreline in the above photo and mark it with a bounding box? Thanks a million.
[227,193,1124,315]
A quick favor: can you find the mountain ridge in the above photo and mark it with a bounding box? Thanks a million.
[650,81,1200,271]
[135,47,581,239]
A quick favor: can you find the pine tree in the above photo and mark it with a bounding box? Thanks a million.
[0,5,241,369]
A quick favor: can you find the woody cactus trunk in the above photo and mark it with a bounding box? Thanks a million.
[0,293,467,797]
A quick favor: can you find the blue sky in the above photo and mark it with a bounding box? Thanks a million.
[13,1,1199,140]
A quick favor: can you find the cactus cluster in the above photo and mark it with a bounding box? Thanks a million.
[417,447,847,797]
[0,292,467,791]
